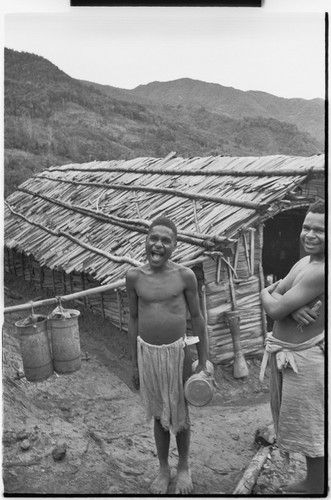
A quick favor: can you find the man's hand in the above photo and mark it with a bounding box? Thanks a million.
[265,280,282,294]
[193,361,211,375]
[132,366,140,390]
[292,305,319,328]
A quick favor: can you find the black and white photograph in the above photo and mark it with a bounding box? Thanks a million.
[2,0,327,496]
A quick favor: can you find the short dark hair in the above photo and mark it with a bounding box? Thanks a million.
[148,216,177,240]
[308,200,325,214]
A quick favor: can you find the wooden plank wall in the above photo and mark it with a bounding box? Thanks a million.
[203,228,265,364]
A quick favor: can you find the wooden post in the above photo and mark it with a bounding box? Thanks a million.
[249,228,256,276]
[201,285,210,357]
[243,232,251,275]
[226,257,249,378]
[259,263,268,338]
[233,239,240,273]
[216,255,221,284]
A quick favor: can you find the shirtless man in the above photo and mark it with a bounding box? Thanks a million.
[126,216,207,495]
[260,200,325,495]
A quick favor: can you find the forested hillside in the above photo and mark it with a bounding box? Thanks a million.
[4,48,324,197]
[131,78,324,142]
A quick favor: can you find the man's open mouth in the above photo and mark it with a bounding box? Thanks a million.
[151,252,163,262]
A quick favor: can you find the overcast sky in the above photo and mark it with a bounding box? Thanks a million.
[2,1,329,100]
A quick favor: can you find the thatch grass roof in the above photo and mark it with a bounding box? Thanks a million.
[4,153,324,284]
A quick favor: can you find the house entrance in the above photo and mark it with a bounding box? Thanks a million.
[262,208,307,282]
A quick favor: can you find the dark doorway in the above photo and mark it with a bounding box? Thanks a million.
[262,208,307,282]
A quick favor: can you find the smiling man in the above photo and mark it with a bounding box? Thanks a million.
[260,200,325,494]
[126,216,207,495]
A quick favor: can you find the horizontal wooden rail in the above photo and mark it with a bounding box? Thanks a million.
[4,278,126,314]
[4,256,209,314]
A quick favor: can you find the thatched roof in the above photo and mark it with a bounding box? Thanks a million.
[4,153,324,285]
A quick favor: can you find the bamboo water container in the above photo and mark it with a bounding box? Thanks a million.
[15,314,54,382]
[48,308,81,374]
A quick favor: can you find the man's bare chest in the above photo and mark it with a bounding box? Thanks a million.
[136,275,185,303]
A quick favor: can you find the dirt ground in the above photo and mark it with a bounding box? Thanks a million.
[2,274,307,496]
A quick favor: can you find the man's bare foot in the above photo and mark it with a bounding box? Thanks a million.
[175,468,193,494]
[150,466,171,494]
[278,479,308,494]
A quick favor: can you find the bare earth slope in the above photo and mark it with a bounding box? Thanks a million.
[3,275,305,495]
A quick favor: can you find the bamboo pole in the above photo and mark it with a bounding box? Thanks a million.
[249,228,256,276]
[232,446,271,494]
[35,175,266,211]
[4,256,210,314]
[258,262,268,338]
[233,240,240,273]
[8,196,221,250]
[48,164,324,178]
[4,278,126,314]
[243,232,252,275]
[201,284,210,357]
[227,257,237,310]
[216,256,221,284]
[5,202,142,267]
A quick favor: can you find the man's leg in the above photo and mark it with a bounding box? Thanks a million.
[150,418,171,494]
[306,456,325,494]
[175,425,193,494]
[280,456,325,494]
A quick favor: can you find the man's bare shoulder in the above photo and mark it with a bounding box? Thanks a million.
[126,265,146,282]
[293,257,324,289]
[295,255,324,272]
[172,263,197,283]
[292,255,310,270]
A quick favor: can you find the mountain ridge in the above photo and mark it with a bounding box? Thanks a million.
[4,48,324,197]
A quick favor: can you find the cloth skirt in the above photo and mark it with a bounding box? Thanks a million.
[137,336,190,435]
[270,343,324,457]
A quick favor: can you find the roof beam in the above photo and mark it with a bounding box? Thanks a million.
[37,174,266,211]
[48,164,324,178]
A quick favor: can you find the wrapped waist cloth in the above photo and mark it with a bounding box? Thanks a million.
[137,336,190,435]
[259,331,324,382]
[260,332,325,457]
